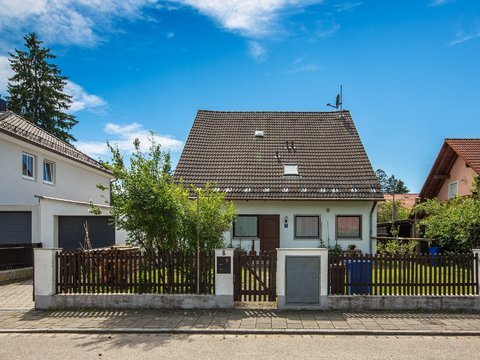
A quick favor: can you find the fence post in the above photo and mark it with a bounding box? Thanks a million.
[473,249,480,292]
[214,248,234,308]
[34,248,62,310]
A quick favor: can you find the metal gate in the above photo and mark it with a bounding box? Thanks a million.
[233,250,277,302]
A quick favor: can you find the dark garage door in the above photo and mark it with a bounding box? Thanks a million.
[58,216,115,250]
[0,212,32,245]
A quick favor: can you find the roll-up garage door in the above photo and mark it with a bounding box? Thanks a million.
[0,212,32,245]
[58,216,115,250]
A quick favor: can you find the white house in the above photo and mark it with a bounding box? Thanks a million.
[0,111,127,249]
[174,110,383,254]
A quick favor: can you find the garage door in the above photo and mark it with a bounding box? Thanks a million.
[58,216,115,250]
[0,212,32,245]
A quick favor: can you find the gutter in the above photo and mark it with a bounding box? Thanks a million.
[35,195,111,208]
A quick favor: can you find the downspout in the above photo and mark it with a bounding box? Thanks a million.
[369,200,378,254]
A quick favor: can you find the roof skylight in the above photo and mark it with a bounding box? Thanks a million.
[284,164,299,176]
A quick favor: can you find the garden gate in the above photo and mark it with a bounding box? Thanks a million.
[233,250,277,302]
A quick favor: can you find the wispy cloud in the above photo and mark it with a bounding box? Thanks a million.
[449,31,480,46]
[286,64,319,73]
[248,41,267,61]
[168,1,325,38]
[0,55,13,95]
[429,0,456,7]
[315,20,340,38]
[334,2,362,12]
[64,81,107,113]
[76,122,184,159]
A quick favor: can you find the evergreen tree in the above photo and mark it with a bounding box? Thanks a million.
[7,33,78,143]
[375,169,410,194]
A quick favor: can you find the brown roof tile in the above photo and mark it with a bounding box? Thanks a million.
[174,110,382,200]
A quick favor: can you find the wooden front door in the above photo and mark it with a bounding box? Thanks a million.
[258,215,280,251]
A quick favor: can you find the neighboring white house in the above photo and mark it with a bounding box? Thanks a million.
[174,110,383,254]
[0,111,127,249]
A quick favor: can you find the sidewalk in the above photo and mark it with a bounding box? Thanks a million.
[1,308,480,336]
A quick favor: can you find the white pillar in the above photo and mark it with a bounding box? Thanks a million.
[214,248,234,308]
[473,249,480,287]
[34,248,61,309]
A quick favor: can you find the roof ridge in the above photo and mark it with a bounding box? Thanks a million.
[197,109,350,114]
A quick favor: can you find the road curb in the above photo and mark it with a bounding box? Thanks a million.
[1,328,479,336]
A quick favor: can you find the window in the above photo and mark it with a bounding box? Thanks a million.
[43,160,55,184]
[295,215,320,238]
[233,215,258,237]
[284,164,299,176]
[336,215,361,239]
[448,181,458,199]
[22,153,35,179]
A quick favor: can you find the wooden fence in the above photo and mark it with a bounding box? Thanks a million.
[329,252,479,296]
[56,249,215,294]
[0,243,43,271]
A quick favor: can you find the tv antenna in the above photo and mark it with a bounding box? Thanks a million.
[326,85,343,111]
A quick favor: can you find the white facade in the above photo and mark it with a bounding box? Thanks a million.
[0,132,127,247]
[224,200,378,254]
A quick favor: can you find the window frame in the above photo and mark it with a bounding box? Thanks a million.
[22,152,35,180]
[336,215,362,240]
[448,181,458,199]
[42,159,55,185]
[294,215,321,239]
[233,215,259,238]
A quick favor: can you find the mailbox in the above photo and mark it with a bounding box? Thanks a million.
[216,256,231,274]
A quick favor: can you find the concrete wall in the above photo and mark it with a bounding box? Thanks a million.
[0,267,32,282]
[225,200,377,253]
[437,156,478,201]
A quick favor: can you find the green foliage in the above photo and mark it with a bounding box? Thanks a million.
[377,200,410,223]
[377,240,416,254]
[414,194,480,252]
[96,136,236,252]
[7,33,77,142]
[328,244,343,255]
[375,169,410,194]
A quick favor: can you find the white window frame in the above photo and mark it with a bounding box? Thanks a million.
[43,159,55,185]
[294,215,321,239]
[22,152,35,180]
[448,181,458,199]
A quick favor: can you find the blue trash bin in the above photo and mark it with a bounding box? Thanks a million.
[346,259,372,295]
[428,246,441,266]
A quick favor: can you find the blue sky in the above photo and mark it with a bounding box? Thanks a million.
[1,0,480,192]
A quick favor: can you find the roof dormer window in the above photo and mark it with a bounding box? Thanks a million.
[284,164,299,176]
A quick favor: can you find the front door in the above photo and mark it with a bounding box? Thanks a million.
[258,215,280,251]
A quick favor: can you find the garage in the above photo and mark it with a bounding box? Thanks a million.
[0,212,32,245]
[58,216,115,250]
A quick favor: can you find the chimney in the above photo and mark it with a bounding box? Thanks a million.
[0,96,6,112]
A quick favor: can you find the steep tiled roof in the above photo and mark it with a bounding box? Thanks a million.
[446,139,480,174]
[419,138,480,199]
[0,111,110,174]
[174,110,382,200]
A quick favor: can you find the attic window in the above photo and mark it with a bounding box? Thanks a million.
[255,130,265,137]
[284,164,299,176]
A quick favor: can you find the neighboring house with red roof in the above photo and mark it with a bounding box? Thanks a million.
[383,193,419,209]
[419,139,480,201]
[174,110,383,254]
[0,111,127,249]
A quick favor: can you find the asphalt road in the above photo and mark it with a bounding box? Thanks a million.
[0,333,479,359]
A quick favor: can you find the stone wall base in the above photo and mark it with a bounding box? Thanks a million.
[279,295,480,311]
[0,267,32,283]
[36,294,234,310]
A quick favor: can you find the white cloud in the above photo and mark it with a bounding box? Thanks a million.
[168,1,324,37]
[449,31,480,46]
[429,0,455,7]
[248,41,267,61]
[0,0,155,47]
[0,55,13,94]
[64,81,106,112]
[334,2,362,12]
[76,122,184,158]
[286,64,319,73]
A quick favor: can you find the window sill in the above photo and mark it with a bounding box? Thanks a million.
[22,176,36,181]
[43,181,55,186]
[294,237,321,240]
[337,238,363,241]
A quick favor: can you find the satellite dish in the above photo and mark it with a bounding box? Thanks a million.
[335,94,341,109]
[326,85,343,111]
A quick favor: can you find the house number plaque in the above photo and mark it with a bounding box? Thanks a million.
[217,256,231,274]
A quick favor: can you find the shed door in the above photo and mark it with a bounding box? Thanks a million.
[58,216,115,250]
[0,212,32,245]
